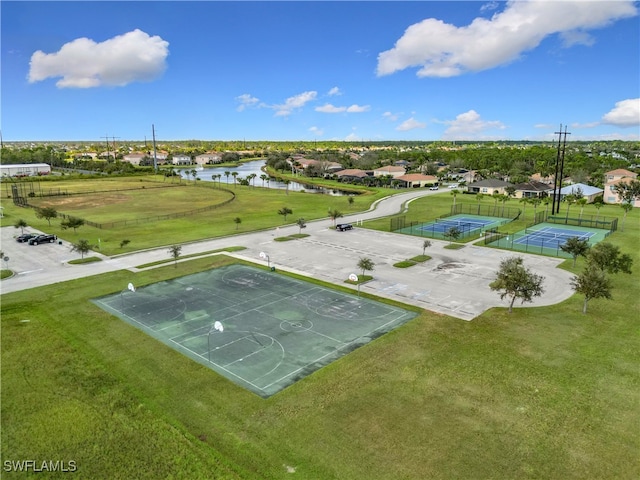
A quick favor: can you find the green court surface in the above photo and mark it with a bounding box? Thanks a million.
[394,213,509,240]
[485,222,610,258]
[92,264,417,398]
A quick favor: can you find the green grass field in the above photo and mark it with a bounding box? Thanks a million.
[1,179,639,479]
[1,177,388,255]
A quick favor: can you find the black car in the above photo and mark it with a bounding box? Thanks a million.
[16,233,38,243]
[28,234,57,245]
[336,223,354,231]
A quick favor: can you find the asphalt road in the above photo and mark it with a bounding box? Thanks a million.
[0,189,574,320]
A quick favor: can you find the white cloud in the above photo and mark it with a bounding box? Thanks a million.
[601,98,640,127]
[345,132,361,141]
[316,103,370,113]
[274,91,317,116]
[396,117,426,131]
[236,94,260,112]
[377,0,637,78]
[570,121,600,129]
[383,111,400,121]
[328,87,341,96]
[346,104,370,113]
[480,1,500,14]
[316,103,345,113]
[309,126,324,136]
[28,29,169,88]
[441,110,506,139]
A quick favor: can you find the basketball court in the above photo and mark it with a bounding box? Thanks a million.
[92,264,417,397]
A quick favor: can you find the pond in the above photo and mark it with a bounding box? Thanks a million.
[175,160,350,196]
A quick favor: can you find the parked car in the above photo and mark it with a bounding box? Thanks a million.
[336,223,353,232]
[16,233,38,243]
[429,185,439,190]
[448,184,459,189]
[28,234,57,245]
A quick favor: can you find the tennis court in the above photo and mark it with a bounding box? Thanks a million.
[92,264,417,398]
[514,226,594,249]
[394,214,508,240]
[484,222,610,257]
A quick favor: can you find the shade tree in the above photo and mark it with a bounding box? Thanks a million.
[489,256,545,313]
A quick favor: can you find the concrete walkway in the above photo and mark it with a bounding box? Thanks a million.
[0,189,574,320]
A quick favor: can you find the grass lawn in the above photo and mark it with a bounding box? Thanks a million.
[0,177,389,255]
[1,182,639,479]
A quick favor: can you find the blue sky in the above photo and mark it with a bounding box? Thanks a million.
[2,1,639,142]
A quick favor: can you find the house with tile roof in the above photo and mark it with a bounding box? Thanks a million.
[513,181,554,199]
[395,174,438,188]
[466,179,514,195]
[335,169,370,181]
[373,165,405,178]
[603,169,637,206]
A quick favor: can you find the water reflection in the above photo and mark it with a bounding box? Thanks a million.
[176,160,347,195]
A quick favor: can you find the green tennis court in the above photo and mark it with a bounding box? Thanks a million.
[92,264,417,397]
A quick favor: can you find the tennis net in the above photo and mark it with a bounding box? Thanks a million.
[524,229,591,241]
[435,218,487,228]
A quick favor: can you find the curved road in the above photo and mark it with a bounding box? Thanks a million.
[1,189,574,320]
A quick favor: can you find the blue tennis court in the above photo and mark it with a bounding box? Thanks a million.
[417,216,498,233]
[514,226,594,249]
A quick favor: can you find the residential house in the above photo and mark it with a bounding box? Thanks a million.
[334,169,370,181]
[122,153,146,166]
[373,165,405,178]
[604,177,640,207]
[466,179,514,195]
[603,169,637,206]
[558,183,603,204]
[396,174,438,188]
[530,172,555,185]
[172,154,192,165]
[513,181,553,199]
[194,152,222,165]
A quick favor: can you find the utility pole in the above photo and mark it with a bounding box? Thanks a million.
[111,136,120,160]
[101,134,111,162]
[551,125,571,215]
[152,124,158,173]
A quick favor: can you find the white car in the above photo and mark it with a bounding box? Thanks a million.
[448,184,459,189]
[429,185,439,190]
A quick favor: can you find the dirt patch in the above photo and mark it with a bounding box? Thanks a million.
[436,262,466,270]
[34,193,129,209]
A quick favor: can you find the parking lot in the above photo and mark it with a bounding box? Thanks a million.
[0,188,576,320]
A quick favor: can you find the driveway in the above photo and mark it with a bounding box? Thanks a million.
[0,189,574,320]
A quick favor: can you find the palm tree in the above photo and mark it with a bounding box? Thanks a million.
[475,193,484,214]
[224,171,231,185]
[248,173,257,187]
[450,189,460,207]
[620,202,633,231]
[233,217,242,230]
[14,219,27,234]
[519,197,529,219]
[231,171,239,187]
[594,202,603,224]
[357,257,375,278]
[542,196,552,216]
[260,174,269,188]
[328,209,343,226]
[577,198,588,220]
[422,239,432,256]
[296,218,306,234]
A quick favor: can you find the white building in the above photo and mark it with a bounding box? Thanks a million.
[0,163,51,177]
